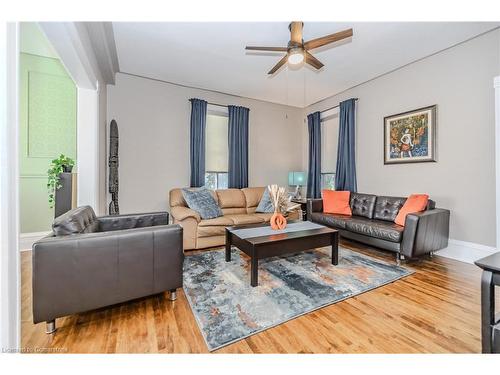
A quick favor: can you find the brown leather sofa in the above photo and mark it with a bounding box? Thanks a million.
[169,187,300,250]
[32,206,184,334]
[307,193,450,263]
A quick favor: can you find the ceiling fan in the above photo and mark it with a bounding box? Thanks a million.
[245,22,353,74]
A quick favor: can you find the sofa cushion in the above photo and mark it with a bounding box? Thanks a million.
[224,214,265,225]
[373,196,406,222]
[253,213,273,222]
[53,206,99,236]
[255,188,274,213]
[198,216,235,227]
[242,187,265,208]
[197,225,227,237]
[350,193,377,219]
[181,187,223,219]
[395,194,429,226]
[197,215,235,238]
[323,190,352,215]
[216,189,246,209]
[170,188,219,208]
[310,212,352,229]
[345,217,404,243]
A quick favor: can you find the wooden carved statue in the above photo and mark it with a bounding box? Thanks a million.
[108,119,120,215]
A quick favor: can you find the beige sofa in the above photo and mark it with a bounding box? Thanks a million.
[169,187,300,250]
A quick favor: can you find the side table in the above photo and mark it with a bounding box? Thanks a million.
[475,252,500,353]
[291,198,308,221]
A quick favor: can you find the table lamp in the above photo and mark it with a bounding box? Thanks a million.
[288,171,306,199]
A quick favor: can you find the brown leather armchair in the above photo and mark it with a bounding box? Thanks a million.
[32,206,184,334]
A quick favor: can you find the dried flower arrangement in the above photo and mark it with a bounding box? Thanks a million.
[268,184,288,230]
[268,184,289,214]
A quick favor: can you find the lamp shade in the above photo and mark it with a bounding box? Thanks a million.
[288,171,306,186]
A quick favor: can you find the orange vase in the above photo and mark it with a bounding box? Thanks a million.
[270,212,287,230]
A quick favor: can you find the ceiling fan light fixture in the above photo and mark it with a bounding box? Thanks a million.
[287,47,304,65]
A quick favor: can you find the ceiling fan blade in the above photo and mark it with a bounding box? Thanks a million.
[304,28,353,50]
[245,46,288,52]
[289,21,303,44]
[268,54,288,75]
[305,51,324,70]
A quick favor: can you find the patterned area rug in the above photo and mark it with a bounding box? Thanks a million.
[183,246,413,351]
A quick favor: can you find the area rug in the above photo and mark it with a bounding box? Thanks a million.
[183,246,413,351]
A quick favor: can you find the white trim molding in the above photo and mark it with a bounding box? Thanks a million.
[0,22,20,351]
[436,239,497,264]
[495,76,500,252]
[77,87,100,211]
[38,22,98,90]
[83,22,119,85]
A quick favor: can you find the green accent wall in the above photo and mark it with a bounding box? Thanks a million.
[20,53,77,233]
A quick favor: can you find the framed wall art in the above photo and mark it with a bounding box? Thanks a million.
[384,105,436,164]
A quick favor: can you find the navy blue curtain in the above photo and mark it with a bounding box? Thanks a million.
[335,98,357,192]
[307,111,321,199]
[189,98,207,187]
[228,105,250,188]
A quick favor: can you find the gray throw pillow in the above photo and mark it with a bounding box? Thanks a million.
[256,188,274,213]
[181,187,223,220]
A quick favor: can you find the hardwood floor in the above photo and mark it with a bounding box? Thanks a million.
[21,240,490,353]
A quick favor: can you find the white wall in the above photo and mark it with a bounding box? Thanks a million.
[107,73,304,214]
[304,29,500,247]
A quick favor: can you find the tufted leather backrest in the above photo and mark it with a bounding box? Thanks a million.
[350,193,377,219]
[52,206,100,236]
[374,196,407,222]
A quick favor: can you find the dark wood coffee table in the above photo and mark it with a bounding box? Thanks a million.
[225,221,339,287]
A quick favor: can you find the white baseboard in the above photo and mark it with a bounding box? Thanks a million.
[19,231,50,251]
[436,239,498,264]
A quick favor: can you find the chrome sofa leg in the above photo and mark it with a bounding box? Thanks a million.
[396,253,405,266]
[46,320,56,334]
[169,289,177,301]
[429,251,434,258]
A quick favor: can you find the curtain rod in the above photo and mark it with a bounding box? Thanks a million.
[320,98,358,114]
[207,102,228,108]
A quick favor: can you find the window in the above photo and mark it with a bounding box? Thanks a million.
[321,111,338,191]
[321,173,336,190]
[205,112,228,190]
[205,171,228,190]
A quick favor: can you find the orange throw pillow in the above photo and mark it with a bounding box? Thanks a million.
[322,190,352,216]
[394,194,429,226]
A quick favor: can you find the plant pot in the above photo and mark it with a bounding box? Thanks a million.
[270,212,287,230]
[62,165,73,173]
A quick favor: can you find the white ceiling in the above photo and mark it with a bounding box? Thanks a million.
[112,22,499,108]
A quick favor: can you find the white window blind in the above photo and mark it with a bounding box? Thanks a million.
[321,115,339,173]
[205,114,229,172]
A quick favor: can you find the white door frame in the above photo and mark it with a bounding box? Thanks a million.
[0,22,20,351]
[77,86,100,210]
[495,76,500,250]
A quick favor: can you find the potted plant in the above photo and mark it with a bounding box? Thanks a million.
[47,154,75,208]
